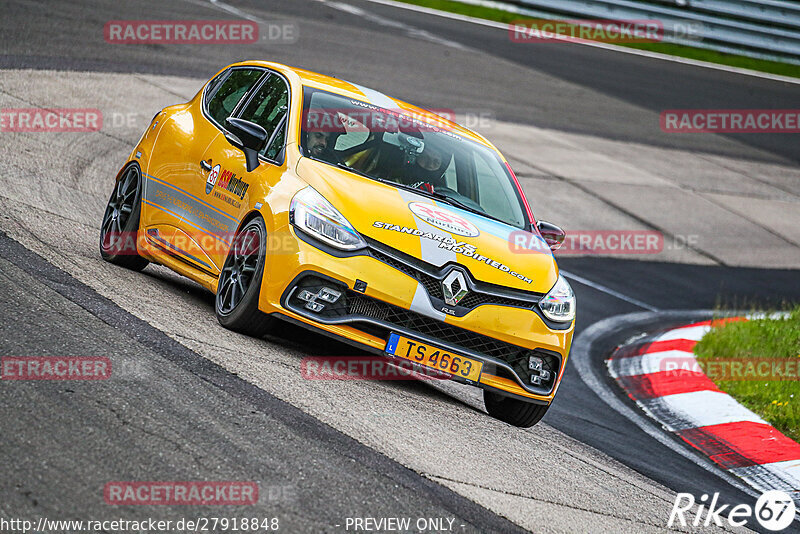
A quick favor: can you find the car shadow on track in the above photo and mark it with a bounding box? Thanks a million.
[136,263,482,414]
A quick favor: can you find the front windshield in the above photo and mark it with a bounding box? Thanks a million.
[300,87,528,229]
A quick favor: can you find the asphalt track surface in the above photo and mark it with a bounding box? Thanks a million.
[1,0,800,532]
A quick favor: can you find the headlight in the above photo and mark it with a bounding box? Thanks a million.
[290,187,366,250]
[539,274,575,322]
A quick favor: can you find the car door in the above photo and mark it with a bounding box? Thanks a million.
[185,70,291,272]
[143,66,266,275]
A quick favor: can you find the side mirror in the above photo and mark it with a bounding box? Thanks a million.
[536,221,566,251]
[225,117,268,172]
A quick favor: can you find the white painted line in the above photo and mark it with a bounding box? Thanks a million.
[730,460,800,500]
[655,324,710,341]
[760,459,800,488]
[640,390,767,431]
[358,0,800,85]
[609,349,698,378]
[560,269,660,311]
[316,0,469,50]
[206,0,263,22]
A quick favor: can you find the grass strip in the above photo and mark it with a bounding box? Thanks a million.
[694,308,800,442]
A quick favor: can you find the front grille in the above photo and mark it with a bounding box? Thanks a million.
[369,247,537,311]
[344,290,559,393]
[372,249,418,279]
[417,272,444,300]
[286,274,560,394]
[348,297,389,321]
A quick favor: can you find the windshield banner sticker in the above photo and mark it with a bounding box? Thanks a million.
[408,202,480,237]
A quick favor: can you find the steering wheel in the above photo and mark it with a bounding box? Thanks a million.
[410,181,435,194]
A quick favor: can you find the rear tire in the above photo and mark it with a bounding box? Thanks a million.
[215,216,278,337]
[483,390,550,428]
[100,163,149,271]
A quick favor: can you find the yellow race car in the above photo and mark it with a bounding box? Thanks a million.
[100,61,575,427]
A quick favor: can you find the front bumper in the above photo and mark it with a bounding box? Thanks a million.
[259,226,574,403]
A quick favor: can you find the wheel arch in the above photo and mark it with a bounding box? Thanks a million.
[235,204,274,236]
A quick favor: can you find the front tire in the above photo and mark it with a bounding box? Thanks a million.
[100,163,149,271]
[484,390,550,428]
[215,216,278,337]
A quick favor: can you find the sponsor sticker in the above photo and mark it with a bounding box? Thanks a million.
[204,165,249,200]
[408,202,479,237]
[205,164,221,194]
[216,168,250,200]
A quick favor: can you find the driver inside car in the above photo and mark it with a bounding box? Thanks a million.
[308,130,334,159]
[363,137,453,191]
[304,110,345,164]
[403,142,451,190]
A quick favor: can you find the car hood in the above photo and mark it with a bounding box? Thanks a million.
[295,157,558,294]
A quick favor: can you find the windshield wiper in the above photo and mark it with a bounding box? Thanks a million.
[332,162,511,227]
[429,190,512,226]
[335,161,373,180]
[334,163,441,203]
[375,178,439,200]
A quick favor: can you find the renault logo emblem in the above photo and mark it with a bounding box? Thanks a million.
[442,270,469,306]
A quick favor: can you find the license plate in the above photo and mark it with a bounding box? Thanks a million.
[385,333,483,382]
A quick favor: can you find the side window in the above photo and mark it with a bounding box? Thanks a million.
[206,68,263,127]
[238,74,290,161]
[204,70,228,106]
[264,119,286,161]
